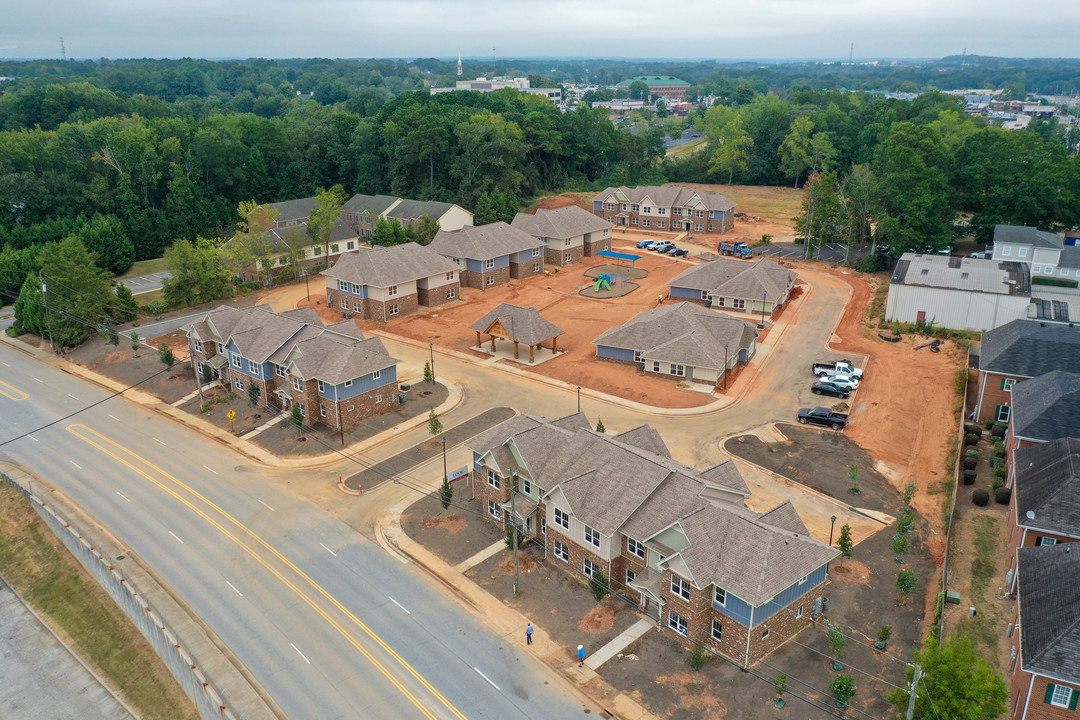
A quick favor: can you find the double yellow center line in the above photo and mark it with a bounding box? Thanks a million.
[67,423,468,720]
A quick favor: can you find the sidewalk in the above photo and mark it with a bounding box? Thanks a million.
[377,494,662,720]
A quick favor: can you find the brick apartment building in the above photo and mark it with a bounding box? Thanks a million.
[511,206,612,268]
[428,222,546,290]
[592,186,736,234]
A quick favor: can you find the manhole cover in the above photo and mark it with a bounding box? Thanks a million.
[116,555,126,560]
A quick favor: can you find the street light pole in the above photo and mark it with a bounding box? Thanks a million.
[429,342,435,384]
[761,290,767,327]
[577,386,581,413]
[723,344,728,391]
[441,436,448,481]
[829,515,837,546]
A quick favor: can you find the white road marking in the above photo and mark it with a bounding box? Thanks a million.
[291,643,311,664]
[473,667,500,690]
[69,460,82,469]
[115,492,131,503]
[153,437,167,446]
[0,361,9,366]
[388,596,411,615]
[168,531,184,544]
[28,435,37,442]
[320,543,337,557]
[203,465,218,475]
[226,580,244,597]
[33,377,42,383]
[107,414,120,421]
[258,499,275,511]
[67,394,79,400]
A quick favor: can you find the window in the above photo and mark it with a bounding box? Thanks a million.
[387,285,398,297]
[319,404,326,417]
[796,606,804,618]
[388,304,399,316]
[373,369,381,380]
[671,575,691,600]
[584,558,598,578]
[275,364,285,377]
[714,587,726,606]
[533,263,541,272]
[486,275,495,286]
[584,525,601,548]
[606,203,616,211]
[541,517,546,535]
[1033,265,1042,273]
[521,478,532,495]
[1002,246,1012,256]
[375,393,382,403]
[708,224,714,231]
[353,301,362,312]
[620,204,628,211]
[564,238,571,247]
[350,283,361,294]
[657,221,666,229]
[798,574,808,585]
[232,353,242,369]
[670,364,685,377]
[715,297,726,307]
[642,220,651,228]
[1063,268,1071,277]
[652,360,661,373]
[487,469,501,489]
[248,360,259,374]
[1018,247,1028,258]
[631,217,639,225]
[701,290,711,301]
[446,272,455,281]
[317,380,325,393]
[341,299,348,310]
[1048,684,1076,709]
[631,204,640,212]
[627,537,646,559]
[996,405,1011,423]
[762,628,770,639]
[344,380,352,387]
[732,298,746,310]
[1038,536,1059,546]
[554,507,570,530]
[633,350,643,363]
[338,280,348,291]
[695,224,704,232]
[279,256,288,265]
[292,377,302,391]
[668,611,688,636]
[553,540,569,562]
[627,568,638,583]
[673,208,682,216]
[234,377,244,391]
[488,500,502,519]
[346,241,355,250]
[642,206,651,214]
[711,620,723,642]
[297,402,305,417]
[331,243,339,254]
[532,248,541,257]
[1002,378,1016,391]
[658,207,667,216]
[193,340,203,353]
[564,253,572,264]
[696,210,705,218]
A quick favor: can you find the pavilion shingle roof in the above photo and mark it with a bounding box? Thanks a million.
[593,186,736,213]
[469,303,565,346]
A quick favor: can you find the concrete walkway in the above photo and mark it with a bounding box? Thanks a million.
[454,540,506,573]
[584,617,655,670]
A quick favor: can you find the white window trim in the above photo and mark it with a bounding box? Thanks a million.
[553,540,569,562]
[714,586,726,606]
[388,285,398,297]
[627,536,645,559]
[1038,536,1059,546]
[627,568,637,583]
[292,377,302,391]
[488,500,502,519]
[1050,684,1073,708]
[711,620,722,642]
[373,369,381,380]
[317,380,325,393]
[584,525,601,549]
[487,469,500,489]
[668,611,688,636]
[234,377,243,391]
[671,575,691,600]
[554,507,570,530]
[344,379,352,387]
[584,558,597,578]
[231,353,242,369]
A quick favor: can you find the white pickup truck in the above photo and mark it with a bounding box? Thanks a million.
[811,360,864,379]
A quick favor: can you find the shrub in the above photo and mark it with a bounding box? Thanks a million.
[964,422,982,436]
[972,489,990,506]
[902,481,916,505]
[896,509,916,534]
[984,419,994,430]
[989,455,998,470]
[992,476,1005,491]
[995,486,1013,504]
[991,425,1006,438]
[589,570,610,602]
[831,674,856,705]
[994,465,1006,480]
[963,457,977,470]
[158,343,174,368]
[826,621,846,659]
[130,331,140,351]
[965,448,979,459]
[964,433,979,446]
[877,625,892,643]
[760,233,773,244]
[852,254,880,273]
[147,300,166,316]
[1032,276,1079,288]
[892,533,909,555]
[687,642,708,670]
[963,469,977,485]
[993,441,1005,457]
[247,383,261,406]
[201,364,213,384]
[504,523,522,550]
[896,569,918,597]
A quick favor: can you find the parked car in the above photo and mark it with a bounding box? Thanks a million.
[797,407,849,430]
[651,241,674,253]
[822,373,859,391]
[666,247,689,258]
[811,360,864,379]
[812,380,850,398]
[637,239,657,249]
[970,251,990,259]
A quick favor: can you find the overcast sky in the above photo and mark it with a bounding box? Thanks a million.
[4,0,1078,61]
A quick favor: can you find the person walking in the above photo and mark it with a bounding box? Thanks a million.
[656,293,663,306]
[577,644,586,666]
[526,623,533,645]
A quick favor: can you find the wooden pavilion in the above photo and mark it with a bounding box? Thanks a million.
[469,303,565,363]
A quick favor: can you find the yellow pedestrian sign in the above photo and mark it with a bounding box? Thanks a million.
[227,410,236,422]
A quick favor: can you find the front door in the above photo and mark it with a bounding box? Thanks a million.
[916,311,926,324]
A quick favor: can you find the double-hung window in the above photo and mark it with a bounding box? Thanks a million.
[292,377,302,391]
[714,586,727,607]
[668,611,688,636]
[387,285,398,297]
[584,558,598,578]
[231,353,242,369]
[584,525,601,548]
[317,380,325,393]
[274,364,285,377]
[487,469,500,489]
[1002,378,1016,391]
[711,620,723,642]
[553,540,569,562]
[484,258,495,270]
[627,537,645,559]
[248,360,259,375]
[671,575,691,601]
[1048,684,1077,709]
[193,340,203,353]
[554,507,570,530]
[488,501,501,519]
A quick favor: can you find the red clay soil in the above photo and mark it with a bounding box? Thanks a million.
[531,193,591,211]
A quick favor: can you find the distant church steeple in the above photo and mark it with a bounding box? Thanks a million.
[457,53,463,76]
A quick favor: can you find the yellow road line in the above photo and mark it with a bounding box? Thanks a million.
[0,378,29,401]
[67,423,465,720]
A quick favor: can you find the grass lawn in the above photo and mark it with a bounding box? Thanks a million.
[116,257,169,281]
[0,482,197,720]
[721,185,804,225]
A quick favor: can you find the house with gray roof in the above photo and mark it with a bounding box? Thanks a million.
[511,206,612,267]
[1008,371,1080,453]
[1006,438,1080,596]
[1010,542,1080,720]
[592,301,757,387]
[222,218,361,283]
[429,222,546,289]
[973,320,1080,423]
[187,305,399,430]
[991,225,1080,283]
[592,186,736,234]
[340,193,473,239]
[322,243,460,322]
[885,252,1032,332]
[465,412,834,665]
[668,257,797,318]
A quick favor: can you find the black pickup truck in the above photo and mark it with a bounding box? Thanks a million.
[797,407,849,430]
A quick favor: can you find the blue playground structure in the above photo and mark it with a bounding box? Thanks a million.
[594,274,613,291]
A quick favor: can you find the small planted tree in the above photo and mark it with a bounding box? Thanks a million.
[247,382,261,407]
[423,361,434,384]
[440,475,453,509]
[902,481,916,505]
[589,570,610,602]
[130,331,140,352]
[826,621,846,670]
[892,533,909,555]
[774,673,788,707]
[848,463,860,494]
[687,642,708,671]
[596,417,606,433]
[836,523,854,566]
[158,343,175,368]
[428,408,443,436]
[831,674,856,707]
[875,625,892,650]
[290,404,304,435]
[896,569,918,602]
[201,364,213,384]
[896,508,915,534]
[504,523,522,550]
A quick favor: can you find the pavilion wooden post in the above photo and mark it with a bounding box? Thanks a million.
[513,340,520,359]
[475,330,482,349]
[490,335,496,351]
[529,344,535,362]
[552,336,558,354]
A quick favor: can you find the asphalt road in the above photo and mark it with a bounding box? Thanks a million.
[753,242,871,263]
[0,343,596,720]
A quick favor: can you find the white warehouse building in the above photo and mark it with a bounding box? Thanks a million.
[885,253,1032,332]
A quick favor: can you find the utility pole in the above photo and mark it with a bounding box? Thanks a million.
[510,469,521,596]
[189,333,205,407]
[905,664,923,720]
[40,271,56,353]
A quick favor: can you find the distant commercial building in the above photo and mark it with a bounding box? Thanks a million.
[615,76,689,102]
[431,77,562,105]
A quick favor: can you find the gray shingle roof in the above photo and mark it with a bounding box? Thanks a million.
[341,194,401,215]
[758,500,809,535]
[592,302,756,371]
[321,242,457,288]
[386,199,457,222]
[1011,371,1080,442]
[286,334,398,384]
[469,303,564,345]
[593,186,736,213]
[429,222,543,261]
[994,224,1063,250]
[511,205,612,240]
[699,460,751,496]
[614,425,672,458]
[1013,438,1080,539]
[668,257,797,301]
[1018,543,1080,680]
[980,320,1080,378]
[268,197,317,222]
[223,217,356,255]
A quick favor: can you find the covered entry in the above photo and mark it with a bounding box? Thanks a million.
[470,303,565,363]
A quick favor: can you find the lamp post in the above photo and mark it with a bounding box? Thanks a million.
[829,515,838,546]
[441,436,448,481]
[723,344,729,391]
[760,290,767,327]
[429,342,435,384]
[577,386,581,413]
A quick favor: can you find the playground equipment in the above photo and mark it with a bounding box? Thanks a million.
[594,274,613,291]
